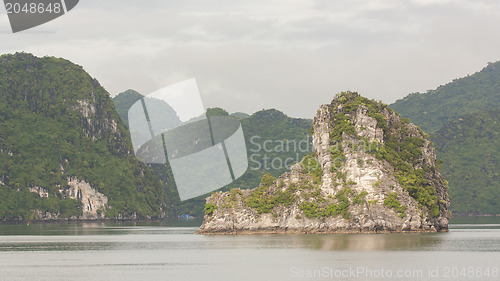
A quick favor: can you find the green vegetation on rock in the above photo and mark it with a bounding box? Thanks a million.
[198,92,450,234]
[353,190,368,205]
[332,92,440,217]
[384,192,407,217]
[204,203,218,216]
[299,188,351,219]
[334,92,439,217]
[246,174,297,214]
[300,155,322,184]
[234,92,444,221]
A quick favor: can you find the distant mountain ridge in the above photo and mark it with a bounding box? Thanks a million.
[112,92,312,216]
[112,89,143,128]
[113,89,182,130]
[114,60,500,217]
[390,61,500,133]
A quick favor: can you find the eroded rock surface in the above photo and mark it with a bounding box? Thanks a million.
[197,92,450,234]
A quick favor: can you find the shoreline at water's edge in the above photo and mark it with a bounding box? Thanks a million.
[451,212,500,217]
[0,217,185,225]
[195,228,449,235]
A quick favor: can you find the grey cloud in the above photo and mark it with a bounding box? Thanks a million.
[0,0,499,117]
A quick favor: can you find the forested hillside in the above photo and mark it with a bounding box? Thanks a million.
[0,53,167,221]
[391,61,500,133]
[431,110,500,214]
[391,61,500,215]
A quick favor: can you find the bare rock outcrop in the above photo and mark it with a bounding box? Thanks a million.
[67,178,108,219]
[197,92,450,234]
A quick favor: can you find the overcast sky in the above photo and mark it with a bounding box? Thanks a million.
[1,0,500,118]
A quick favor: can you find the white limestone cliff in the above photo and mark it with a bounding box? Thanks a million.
[67,178,108,219]
[197,93,450,234]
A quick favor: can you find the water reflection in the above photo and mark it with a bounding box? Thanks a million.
[292,233,428,251]
[254,233,441,251]
[0,218,498,281]
[0,217,499,253]
[0,219,203,236]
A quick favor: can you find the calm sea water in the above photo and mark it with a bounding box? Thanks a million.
[0,217,499,281]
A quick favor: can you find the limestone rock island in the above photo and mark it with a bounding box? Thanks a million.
[197,92,450,234]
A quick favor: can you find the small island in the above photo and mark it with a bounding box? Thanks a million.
[197,92,450,234]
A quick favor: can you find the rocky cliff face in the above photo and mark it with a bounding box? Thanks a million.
[66,178,108,219]
[197,92,450,234]
[27,178,108,220]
